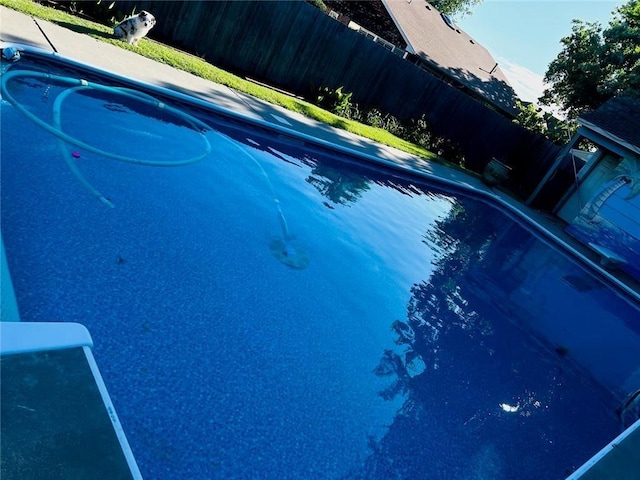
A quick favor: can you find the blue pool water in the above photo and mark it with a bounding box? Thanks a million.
[2,55,640,479]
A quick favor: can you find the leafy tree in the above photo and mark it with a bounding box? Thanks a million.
[512,101,573,145]
[541,0,640,119]
[307,0,328,13]
[430,0,483,18]
[601,0,640,98]
[513,101,547,134]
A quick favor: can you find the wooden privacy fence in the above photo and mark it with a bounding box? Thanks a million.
[114,0,561,198]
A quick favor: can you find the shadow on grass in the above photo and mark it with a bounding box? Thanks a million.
[53,21,113,40]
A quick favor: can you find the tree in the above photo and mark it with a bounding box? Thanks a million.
[601,0,640,98]
[431,0,483,18]
[541,0,640,119]
[513,101,547,134]
[512,101,572,145]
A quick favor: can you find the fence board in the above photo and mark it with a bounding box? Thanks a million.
[114,0,561,197]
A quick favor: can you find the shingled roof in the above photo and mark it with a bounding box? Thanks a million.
[580,96,640,155]
[324,0,407,48]
[380,0,517,115]
[322,0,518,116]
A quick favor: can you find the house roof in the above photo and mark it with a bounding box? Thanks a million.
[324,0,408,48]
[380,0,518,115]
[322,0,518,116]
[579,96,640,155]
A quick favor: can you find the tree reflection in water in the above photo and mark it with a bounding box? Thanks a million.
[216,130,625,479]
[343,197,621,480]
[306,162,372,206]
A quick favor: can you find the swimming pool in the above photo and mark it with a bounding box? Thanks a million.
[2,51,639,479]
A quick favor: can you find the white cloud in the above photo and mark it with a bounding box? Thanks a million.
[497,56,545,103]
[497,56,564,117]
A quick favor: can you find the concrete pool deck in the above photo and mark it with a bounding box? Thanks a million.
[1,5,639,305]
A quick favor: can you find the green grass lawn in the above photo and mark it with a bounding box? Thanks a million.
[1,0,438,161]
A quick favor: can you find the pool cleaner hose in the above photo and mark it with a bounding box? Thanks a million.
[1,69,212,207]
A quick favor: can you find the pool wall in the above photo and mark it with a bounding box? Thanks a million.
[1,236,20,322]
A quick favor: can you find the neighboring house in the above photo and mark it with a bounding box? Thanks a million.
[528,96,640,280]
[323,0,518,117]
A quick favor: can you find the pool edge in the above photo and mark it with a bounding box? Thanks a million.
[565,418,640,480]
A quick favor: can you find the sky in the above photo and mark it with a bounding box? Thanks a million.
[455,0,622,105]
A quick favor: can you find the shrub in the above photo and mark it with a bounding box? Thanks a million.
[316,86,354,118]
[381,114,405,138]
[365,108,384,128]
[363,109,404,137]
[404,115,433,149]
[431,136,465,167]
[347,103,365,123]
[313,90,465,167]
